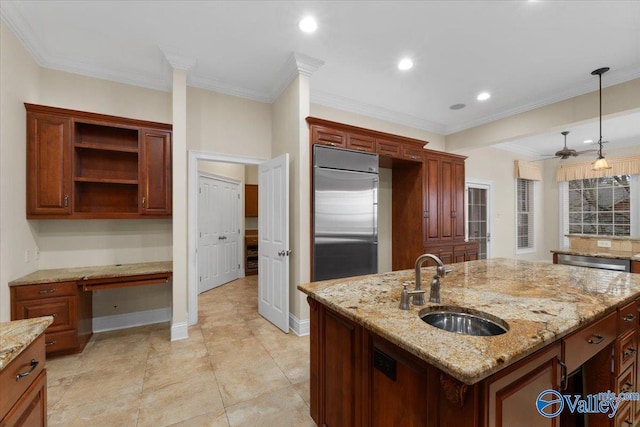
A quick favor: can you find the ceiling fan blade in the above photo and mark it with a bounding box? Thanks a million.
[576,148,599,155]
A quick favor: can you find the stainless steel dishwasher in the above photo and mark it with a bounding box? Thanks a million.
[556,253,631,272]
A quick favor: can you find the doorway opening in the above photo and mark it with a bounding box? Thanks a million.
[188,151,266,327]
[466,181,492,260]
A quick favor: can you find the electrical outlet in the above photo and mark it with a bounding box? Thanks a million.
[597,240,612,248]
[24,249,29,263]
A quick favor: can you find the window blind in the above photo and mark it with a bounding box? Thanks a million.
[516,178,534,250]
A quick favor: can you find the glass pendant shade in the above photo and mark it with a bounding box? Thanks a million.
[592,156,611,171]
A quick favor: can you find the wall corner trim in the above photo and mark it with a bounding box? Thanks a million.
[270,52,324,101]
[289,313,310,336]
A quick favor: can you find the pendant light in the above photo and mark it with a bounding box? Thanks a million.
[591,67,612,170]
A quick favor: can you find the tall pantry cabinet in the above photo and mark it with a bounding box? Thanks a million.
[25,104,172,219]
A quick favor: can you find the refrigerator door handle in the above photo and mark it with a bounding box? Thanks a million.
[372,178,379,243]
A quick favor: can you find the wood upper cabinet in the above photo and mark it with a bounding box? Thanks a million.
[245,184,258,217]
[423,151,467,244]
[140,129,172,215]
[25,104,172,219]
[27,111,72,217]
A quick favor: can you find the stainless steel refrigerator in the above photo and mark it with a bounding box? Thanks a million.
[313,145,378,281]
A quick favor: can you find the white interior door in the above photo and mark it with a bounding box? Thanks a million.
[198,174,240,293]
[258,154,290,333]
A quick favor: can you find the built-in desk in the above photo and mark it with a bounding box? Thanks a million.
[9,261,172,357]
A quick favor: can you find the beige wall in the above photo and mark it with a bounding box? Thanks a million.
[461,147,546,261]
[0,21,41,322]
[187,86,271,157]
[310,103,445,151]
[446,79,640,152]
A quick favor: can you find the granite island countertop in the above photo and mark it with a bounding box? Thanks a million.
[551,248,640,261]
[8,261,172,286]
[0,317,53,371]
[298,258,640,385]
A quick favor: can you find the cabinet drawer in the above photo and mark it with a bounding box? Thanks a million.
[615,400,634,427]
[563,311,617,373]
[44,329,78,354]
[619,300,638,335]
[14,297,76,333]
[0,334,45,421]
[616,363,636,396]
[616,329,637,375]
[347,134,375,153]
[402,144,423,162]
[376,139,401,158]
[313,126,346,148]
[13,281,76,301]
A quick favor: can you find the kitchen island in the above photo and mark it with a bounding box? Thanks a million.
[298,258,640,426]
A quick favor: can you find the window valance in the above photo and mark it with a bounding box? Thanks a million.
[514,160,542,181]
[556,154,640,181]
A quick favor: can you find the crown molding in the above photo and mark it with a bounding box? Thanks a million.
[492,141,546,158]
[445,65,640,135]
[188,73,272,103]
[311,90,447,135]
[270,52,325,100]
[1,1,49,66]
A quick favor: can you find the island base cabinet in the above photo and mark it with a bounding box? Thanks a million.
[0,370,47,427]
[309,298,481,427]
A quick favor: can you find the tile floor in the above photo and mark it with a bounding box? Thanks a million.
[46,276,315,426]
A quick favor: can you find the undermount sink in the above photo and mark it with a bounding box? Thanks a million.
[419,306,509,336]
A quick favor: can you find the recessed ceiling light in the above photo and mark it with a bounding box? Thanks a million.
[450,103,466,110]
[477,92,491,101]
[398,58,413,71]
[584,139,593,144]
[299,16,317,33]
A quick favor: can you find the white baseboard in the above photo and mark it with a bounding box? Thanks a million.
[93,307,171,333]
[170,320,189,341]
[289,313,310,336]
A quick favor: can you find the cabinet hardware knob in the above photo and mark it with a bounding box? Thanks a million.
[587,334,605,345]
[142,196,146,208]
[37,288,56,294]
[622,382,634,393]
[624,348,636,358]
[45,340,57,347]
[623,314,636,322]
[64,195,69,207]
[47,313,57,318]
[16,359,39,381]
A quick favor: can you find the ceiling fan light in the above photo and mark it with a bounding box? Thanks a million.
[592,157,611,171]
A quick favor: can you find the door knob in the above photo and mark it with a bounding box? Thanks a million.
[278,250,285,256]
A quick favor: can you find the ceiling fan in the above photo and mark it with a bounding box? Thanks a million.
[539,131,598,160]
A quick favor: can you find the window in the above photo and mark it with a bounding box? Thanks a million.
[516,178,534,251]
[567,175,631,236]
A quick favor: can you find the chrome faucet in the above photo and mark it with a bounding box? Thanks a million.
[414,254,449,305]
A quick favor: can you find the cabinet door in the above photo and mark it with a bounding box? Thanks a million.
[0,370,46,427]
[140,129,172,215]
[319,307,362,427]
[245,184,258,217]
[423,158,440,242]
[452,161,466,239]
[370,341,429,427]
[347,133,375,153]
[485,342,561,427]
[26,112,72,216]
[440,159,454,240]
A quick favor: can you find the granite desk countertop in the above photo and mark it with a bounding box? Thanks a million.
[298,258,640,385]
[9,261,172,286]
[551,248,640,261]
[0,317,53,371]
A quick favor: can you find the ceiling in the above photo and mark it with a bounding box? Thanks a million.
[1,1,640,137]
